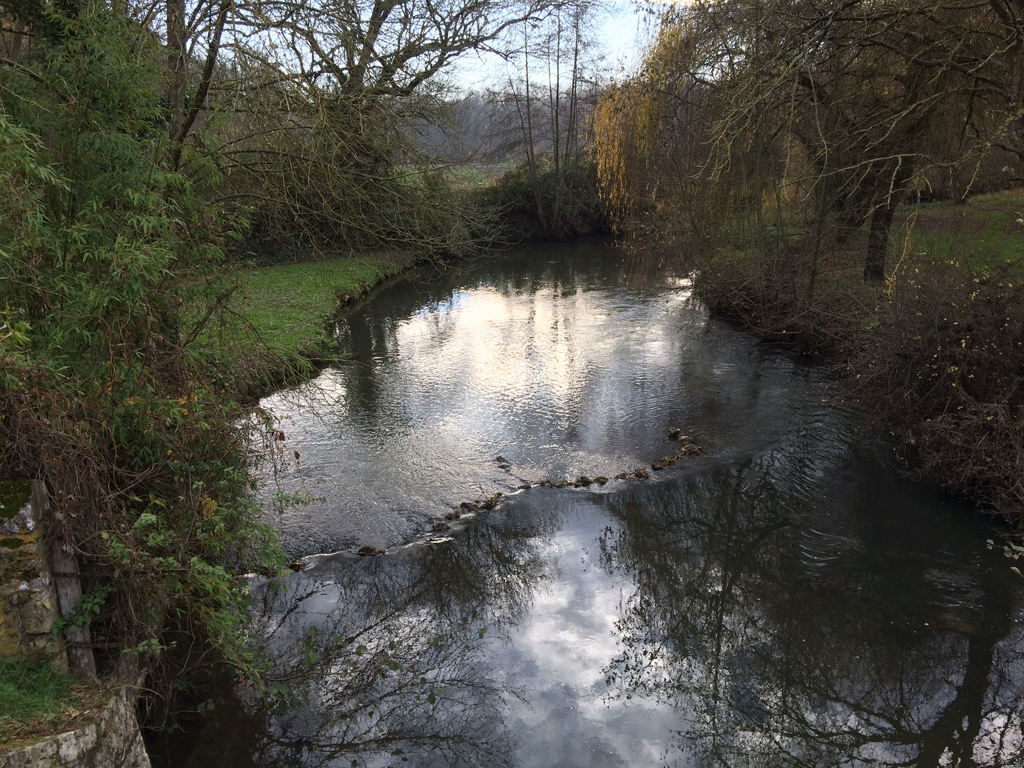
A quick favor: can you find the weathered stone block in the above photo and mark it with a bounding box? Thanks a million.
[0,481,66,667]
[0,682,152,768]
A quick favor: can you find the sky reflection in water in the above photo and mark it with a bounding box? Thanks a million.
[258,242,844,557]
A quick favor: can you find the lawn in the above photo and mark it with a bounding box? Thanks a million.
[899,189,1024,269]
[198,251,419,397]
[236,254,414,353]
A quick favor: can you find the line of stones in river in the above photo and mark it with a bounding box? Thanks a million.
[348,428,704,557]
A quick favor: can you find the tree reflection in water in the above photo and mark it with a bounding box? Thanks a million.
[157,454,1024,768]
[599,458,1024,768]
[164,502,560,768]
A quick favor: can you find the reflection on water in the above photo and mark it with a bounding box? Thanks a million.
[151,242,1024,768]
[258,242,841,557]
[600,462,1024,768]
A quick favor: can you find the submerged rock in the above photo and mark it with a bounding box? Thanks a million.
[480,493,502,510]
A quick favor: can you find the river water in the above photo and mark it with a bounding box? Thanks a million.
[153,241,1024,768]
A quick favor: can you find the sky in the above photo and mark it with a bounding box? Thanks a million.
[450,1,654,91]
[598,1,653,76]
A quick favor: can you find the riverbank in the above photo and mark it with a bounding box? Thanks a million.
[0,253,422,759]
[693,190,1024,527]
[211,251,420,399]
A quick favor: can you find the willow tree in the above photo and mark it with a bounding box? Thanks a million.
[597,0,1024,283]
[594,13,755,258]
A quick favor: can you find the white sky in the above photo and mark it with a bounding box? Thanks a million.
[598,1,653,76]
[450,1,654,91]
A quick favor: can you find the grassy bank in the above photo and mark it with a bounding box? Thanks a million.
[241,254,416,352]
[901,190,1024,269]
[209,252,418,398]
[0,657,109,749]
[694,190,1024,526]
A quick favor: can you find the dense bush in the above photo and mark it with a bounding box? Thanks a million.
[849,258,1024,523]
[0,4,286,684]
[692,223,1024,524]
[483,155,609,241]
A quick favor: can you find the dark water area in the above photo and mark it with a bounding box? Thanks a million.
[151,242,1024,768]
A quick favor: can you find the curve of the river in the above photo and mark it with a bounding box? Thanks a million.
[151,241,1024,768]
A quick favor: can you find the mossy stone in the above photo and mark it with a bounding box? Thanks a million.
[0,480,32,522]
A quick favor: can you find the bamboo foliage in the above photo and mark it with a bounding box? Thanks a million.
[0,5,287,681]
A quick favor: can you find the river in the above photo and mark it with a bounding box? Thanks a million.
[151,241,1024,768]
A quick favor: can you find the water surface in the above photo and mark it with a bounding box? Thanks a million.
[153,242,1024,768]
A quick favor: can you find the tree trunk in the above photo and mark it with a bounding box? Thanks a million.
[549,13,563,235]
[864,198,895,283]
[515,30,548,233]
[169,0,231,170]
[166,0,186,142]
[35,481,97,678]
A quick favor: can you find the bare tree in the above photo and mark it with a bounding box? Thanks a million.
[119,0,554,250]
[490,0,609,237]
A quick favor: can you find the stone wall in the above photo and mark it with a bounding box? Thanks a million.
[0,679,152,768]
[1,482,152,768]
[0,480,65,667]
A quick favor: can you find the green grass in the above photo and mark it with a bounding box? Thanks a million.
[237,255,411,353]
[198,252,418,398]
[449,164,506,190]
[0,657,98,747]
[899,189,1024,270]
